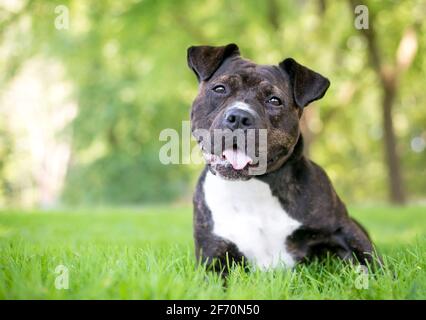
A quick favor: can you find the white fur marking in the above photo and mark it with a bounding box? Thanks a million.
[227,101,257,116]
[204,171,301,269]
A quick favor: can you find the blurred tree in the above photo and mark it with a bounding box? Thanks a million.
[348,0,421,204]
[349,0,417,204]
[0,0,425,206]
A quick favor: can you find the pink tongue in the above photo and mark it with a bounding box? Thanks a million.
[222,149,253,170]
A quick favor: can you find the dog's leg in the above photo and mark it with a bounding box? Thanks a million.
[195,235,246,275]
[288,221,379,268]
[337,218,380,266]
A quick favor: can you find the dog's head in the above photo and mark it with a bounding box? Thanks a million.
[188,43,330,180]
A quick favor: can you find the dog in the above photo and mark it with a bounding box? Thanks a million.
[187,43,375,271]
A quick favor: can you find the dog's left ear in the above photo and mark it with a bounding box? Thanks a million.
[187,43,240,82]
[280,58,330,108]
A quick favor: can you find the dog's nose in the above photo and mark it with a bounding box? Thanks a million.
[223,109,255,130]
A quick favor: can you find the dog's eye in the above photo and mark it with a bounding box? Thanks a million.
[212,85,226,94]
[267,96,282,106]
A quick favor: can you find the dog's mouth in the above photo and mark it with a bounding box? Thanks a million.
[203,146,254,171]
[201,144,288,172]
[222,148,253,170]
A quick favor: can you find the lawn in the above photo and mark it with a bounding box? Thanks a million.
[0,205,425,299]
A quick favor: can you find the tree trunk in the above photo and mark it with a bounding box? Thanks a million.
[348,0,406,204]
[382,80,406,204]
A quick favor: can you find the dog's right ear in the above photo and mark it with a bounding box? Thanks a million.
[187,43,240,82]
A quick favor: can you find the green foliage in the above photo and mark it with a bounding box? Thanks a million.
[0,0,425,205]
[0,206,425,299]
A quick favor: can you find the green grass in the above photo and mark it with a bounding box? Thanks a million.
[0,205,425,299]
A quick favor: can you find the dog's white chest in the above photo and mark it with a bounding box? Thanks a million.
[203,171,301,269]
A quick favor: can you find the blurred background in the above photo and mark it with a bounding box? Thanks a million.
[0,0,425,208]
